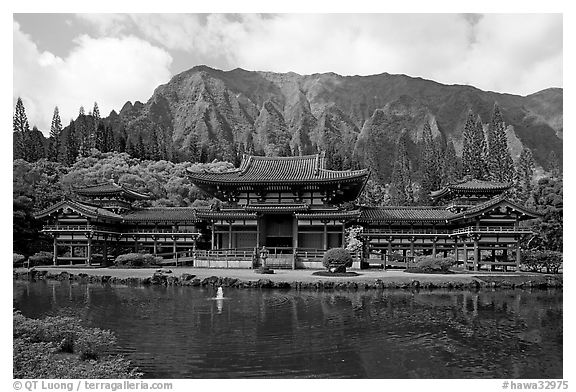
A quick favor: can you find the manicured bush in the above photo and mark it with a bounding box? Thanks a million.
[521,250,563,274]
[410,255,455,273]
[13,253,25,267]
[322,248,353,272]
[28,251,53,267]
[13,310,141,379]
[115,253,163,267]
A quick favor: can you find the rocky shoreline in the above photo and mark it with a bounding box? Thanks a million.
[13,269,563,291]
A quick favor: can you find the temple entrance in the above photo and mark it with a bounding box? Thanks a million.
[261,214,294,268]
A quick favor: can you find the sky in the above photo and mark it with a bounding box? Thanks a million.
[13,13,563,133]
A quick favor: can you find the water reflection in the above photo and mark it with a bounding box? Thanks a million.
[13,280,562,379]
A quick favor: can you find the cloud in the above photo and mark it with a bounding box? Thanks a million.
[13,21,173,133]
[77,13,562,96]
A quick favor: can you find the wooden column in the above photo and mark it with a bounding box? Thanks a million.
[153,236,158,255]
[387,237,393,268]
[340,223,346,247]
[454,239,459,264]
[432,237,437,257]
[53,236,58,266]
[211,221,216,250]
[409,237,415,262]
[70,245,73,266]
[462,240,468,270]
[491,248,496,271]
[292,218,298,270]
[103,236,108,265]
[516,240,522,270]
[228,221,233,249]
[87,235,92,266]
[473,236,479,272]
[322,221,328,251]
[172,236,178,265]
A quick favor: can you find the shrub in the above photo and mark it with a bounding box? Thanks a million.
[322,248,353,272]
[13,253,25,267]
[13,310,141,378]
[115,253,163,267]
[521,250,563,274]
[28,251,53,267]
[412,256,455,273]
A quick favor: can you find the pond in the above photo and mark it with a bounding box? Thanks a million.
[13,280,562,378]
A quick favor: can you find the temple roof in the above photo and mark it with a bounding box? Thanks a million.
[122,207,199,223]
[34,199,123,221]
[430,178,511,200]
[450,196,542,221]
[74,182,151,200]
[187,154,369,185]
[358,206,455,223]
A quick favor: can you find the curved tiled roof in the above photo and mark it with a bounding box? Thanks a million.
[188,154,368,185]
[450,196,542,220]
[122,207,199,222]
[34,199,123,221]
[431,179,511,199]
[75,182,151,200]
[359,206,455,222]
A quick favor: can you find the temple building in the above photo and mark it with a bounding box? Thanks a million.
[35,154,540,271]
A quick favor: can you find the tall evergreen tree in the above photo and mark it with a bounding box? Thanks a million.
[442,140,461,186]
[419,123,442,204]
[461,111,488,180]
[63,121,78,165]
[13,97,30,160]
[113,127,127,153]
[486,103,515,182]
[29,126,46,161]
[389,132,414,205]
[149,129,161,160]
[92,102,100,120]
[136,134,146,159]
[514,148,535,204]
[546,150,562,179]
[48,107,63,162]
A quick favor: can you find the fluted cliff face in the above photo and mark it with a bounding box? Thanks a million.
[112,65,562,181]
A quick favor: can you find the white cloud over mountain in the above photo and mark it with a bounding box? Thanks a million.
[78,13,562,95]
[13,21,172,132]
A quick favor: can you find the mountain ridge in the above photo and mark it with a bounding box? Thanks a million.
[101,65,562,182]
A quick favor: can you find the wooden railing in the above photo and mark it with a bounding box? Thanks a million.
[363,226,533,236]
[451,226,533,235]
[363,228,450,235]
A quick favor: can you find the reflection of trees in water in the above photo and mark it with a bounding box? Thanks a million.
[13,282,562,378]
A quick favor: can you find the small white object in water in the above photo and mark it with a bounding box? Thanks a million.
[216,286,224,300]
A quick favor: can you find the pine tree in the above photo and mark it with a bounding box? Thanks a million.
[29,126,46,161]
[514,148,535,204]
[419,123,443,204]
[92,102,100,120]
[188,133,201,162]
[390,132,414,205]
[149,129,161,160]
[125,136,137,157]
[486,103,515,182]
[13,97,30,160]
[94,122,106,152]
[136,134,146,159]
[461,111,488,180]
[113,127,127,153]
[48,107,63,161]
[546,150,562,178]
[442,140,461,185]
[63,121,78,165]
